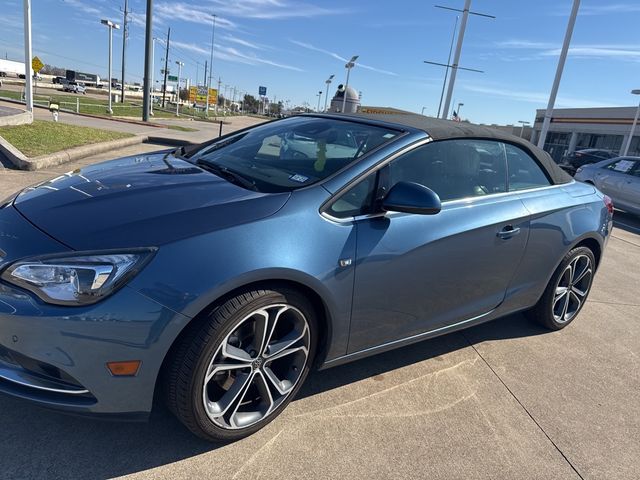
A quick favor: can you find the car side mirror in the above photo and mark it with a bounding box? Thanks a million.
[382,181,441,215]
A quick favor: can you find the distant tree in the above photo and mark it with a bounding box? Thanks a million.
[179,88,189,101]
[41,64,66,76]
[243,94,260,114]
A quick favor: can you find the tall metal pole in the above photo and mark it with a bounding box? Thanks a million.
[161,27,170,108]
[537,0,580,149]
[323,74,334,112]
[107,26,113,114]
[120,0,128,103]
[438,15,458,118]
[441,0,470,120]
[175,61,183,116]
[317,91,322,112]
[23,0,33,114]
[206,14,217,117]
[622,91,640,156]
[149,36,155,117]
[142,0,153,121]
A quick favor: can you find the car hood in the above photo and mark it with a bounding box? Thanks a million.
[14,153,290,250]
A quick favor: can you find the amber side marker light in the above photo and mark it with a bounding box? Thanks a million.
[107,360,141,376]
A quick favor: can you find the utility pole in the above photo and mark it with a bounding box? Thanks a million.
[23,0,33,114]
[142,0,153,121]
[149,36,155,117]
[537,0,580,149]
[120,0,129,102]
[161,27,170,108]
[175,61,183,116]
[438,15,458,118]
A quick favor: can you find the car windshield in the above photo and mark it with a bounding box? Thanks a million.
[188,116,401,192]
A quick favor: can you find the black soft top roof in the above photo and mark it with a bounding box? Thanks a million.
[334,111,572,185]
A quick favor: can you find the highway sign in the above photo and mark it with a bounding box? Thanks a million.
[31,56,44,73]
[189,86,217,106]
[168,75,178,82]
[259,86,267,96]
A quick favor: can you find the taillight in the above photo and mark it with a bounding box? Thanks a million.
[603,195,614,215]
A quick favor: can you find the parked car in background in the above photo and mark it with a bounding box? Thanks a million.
[575,156,640,216]
[63,82,86,94]
[52,76,67,85]
[0,113,613,442]
[561,148,618,175]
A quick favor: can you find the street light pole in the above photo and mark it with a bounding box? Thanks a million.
[537,0,580,149]
[149,36,155,116]
[23,0,33,114]
[206,14,217,117]
[441,0,470,119]
[316,91,322,112]
[175,61,183,116]
[341,55,358,113]
[101,19,121,115]
[142,0,152,121]
[622,89,640,156]
[517,120,530,137]
[323,74,334,112]
[421,106,427,115]
[456,102,464,118]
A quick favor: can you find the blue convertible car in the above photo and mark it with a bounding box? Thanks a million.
[0,113,613,441]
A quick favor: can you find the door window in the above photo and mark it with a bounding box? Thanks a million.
[606,158,637,175]
[386,139,507,201]
[504,143,552,191]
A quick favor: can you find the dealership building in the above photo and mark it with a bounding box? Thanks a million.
[530,106,640,162]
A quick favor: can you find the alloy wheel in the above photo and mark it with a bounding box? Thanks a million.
[202,304,310,430]
[552,254,593,324]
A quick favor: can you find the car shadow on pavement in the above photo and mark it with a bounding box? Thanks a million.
[0,312,548,480]
[299,312,548,401]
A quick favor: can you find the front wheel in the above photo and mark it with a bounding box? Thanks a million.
[527,246,595,330]
[164,288,317,442]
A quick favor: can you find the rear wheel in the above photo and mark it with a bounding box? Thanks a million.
[164,288,316,442]
[528,246,595,330]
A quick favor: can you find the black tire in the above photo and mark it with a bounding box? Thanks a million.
[527,246,596,330]
[164,287,317,442]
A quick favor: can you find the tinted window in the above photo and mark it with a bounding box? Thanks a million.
[505,144,551,191]
[386,139,507,202]
[190,117,399,192]
[606,158,637,175]
[327,174,378,218]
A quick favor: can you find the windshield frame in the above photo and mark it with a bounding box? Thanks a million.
[184,114,409,193]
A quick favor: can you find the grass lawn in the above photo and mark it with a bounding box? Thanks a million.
[0,120,133,157]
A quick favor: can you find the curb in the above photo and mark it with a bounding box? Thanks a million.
[0,110,33,127]
[0,134,147,171]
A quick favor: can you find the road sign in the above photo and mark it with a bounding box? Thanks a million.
[168,75,178,82]
[259,86,267,96]
[189,86,217,106]
[31,56,44,73]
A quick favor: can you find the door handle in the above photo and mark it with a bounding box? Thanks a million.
[497,225,521,239]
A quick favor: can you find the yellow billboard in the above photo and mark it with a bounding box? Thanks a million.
[189,86,217,106]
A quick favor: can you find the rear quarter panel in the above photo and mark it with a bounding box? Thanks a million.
[501,181,610,312]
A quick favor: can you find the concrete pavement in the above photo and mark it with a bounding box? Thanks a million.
[0,143,638,479]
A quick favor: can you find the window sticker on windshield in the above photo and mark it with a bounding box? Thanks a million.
[613,160,634,173]
[289,174,309,183]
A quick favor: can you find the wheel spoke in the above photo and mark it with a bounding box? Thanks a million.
[204,370,254,419]
[260,306,289,357]
[569,291,582,315]
[205,362,252,384]
[559,289,570,321]
[222,343,253,362]
[253,370,274,414]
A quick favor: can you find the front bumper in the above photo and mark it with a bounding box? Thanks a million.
[0,282,190,417]
[0,204,190,417]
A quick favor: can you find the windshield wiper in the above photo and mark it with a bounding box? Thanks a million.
[196,160,258,191]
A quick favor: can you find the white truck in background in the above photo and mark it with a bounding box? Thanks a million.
[0,59,28,78]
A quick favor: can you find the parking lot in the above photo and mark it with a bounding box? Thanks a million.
[0,144,638,479]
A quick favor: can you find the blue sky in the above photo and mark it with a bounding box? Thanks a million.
[1,0,640,124]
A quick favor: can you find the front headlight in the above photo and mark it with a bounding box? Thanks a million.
[1,248,156,306]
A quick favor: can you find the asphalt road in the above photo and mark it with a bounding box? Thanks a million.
[0,144,638,479]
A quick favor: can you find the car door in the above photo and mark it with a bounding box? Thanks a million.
[345,139,531,353]
[596,158,637,208]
